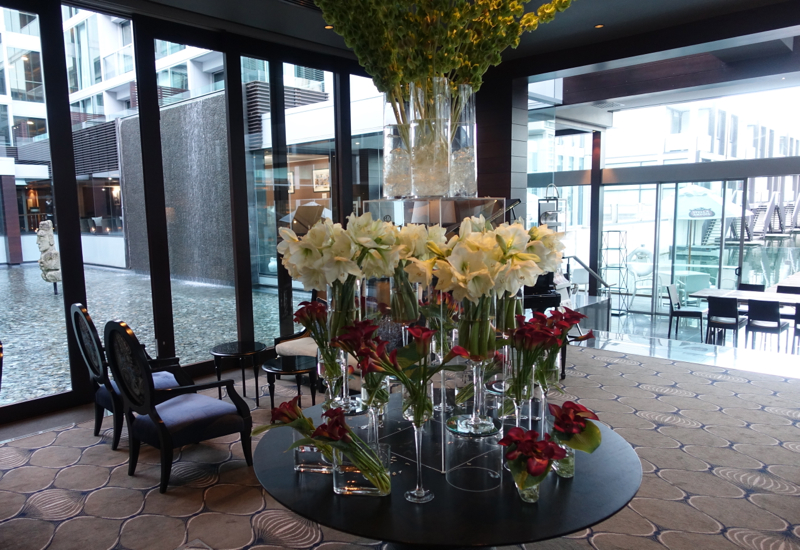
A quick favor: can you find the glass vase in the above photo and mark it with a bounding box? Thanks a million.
[450,83,477,197]
[293,430,332,474]
[515,478,543,503]
[317,351,342,407]
[401,384,433,424]
[360,374,390,443]
[504,347,533,429]
[390,262,420,325]
[333,443,391,496]
[405,423,433,503]
[410,77,451,198]
[447,293,498,436]
[383,93,412,198]
[553,444,575,478]
[327,278,361,413]
[496,289,523,337]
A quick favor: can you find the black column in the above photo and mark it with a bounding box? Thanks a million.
[333,72,353,223]
[268,61,294,337]
[476,76,528,221]
[38,1,92,400]
[132,18,175,357]
[589,131,603,296]
[223,51,255,343]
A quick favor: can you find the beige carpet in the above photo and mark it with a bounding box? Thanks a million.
[1,347,799,550]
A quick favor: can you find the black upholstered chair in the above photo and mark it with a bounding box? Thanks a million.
[104,320,253,493]
[705,296,746,346]
[667,284,706,340]
[70,304,191,450]
[745,300,791,352]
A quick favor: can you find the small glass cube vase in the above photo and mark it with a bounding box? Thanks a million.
[292,430,332,474]
[553,444,575,478]
[333,443,392,496]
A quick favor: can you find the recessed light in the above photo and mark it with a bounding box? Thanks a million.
[324,25,333,30]
[594,24,604,29]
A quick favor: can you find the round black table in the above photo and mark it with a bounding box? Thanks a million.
[261,355,318,410]
[254,395,642,549]
[209,341,267,406]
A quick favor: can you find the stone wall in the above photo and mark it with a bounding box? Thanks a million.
[119,92,234,285]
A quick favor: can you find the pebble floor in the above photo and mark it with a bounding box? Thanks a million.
[0,264,303,406]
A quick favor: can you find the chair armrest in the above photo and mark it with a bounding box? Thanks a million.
[148,356,180,369]
[275,328,310,345]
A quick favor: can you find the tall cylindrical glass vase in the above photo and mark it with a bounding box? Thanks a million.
[383,92,412,198]
[450,84,477,197]
[410,77,451,198]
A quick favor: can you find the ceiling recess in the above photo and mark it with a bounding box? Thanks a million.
[278,0,322,12]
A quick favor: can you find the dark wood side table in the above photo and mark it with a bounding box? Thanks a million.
[254,395,642,549]
[209,341,267,406]
[261,355,318,410]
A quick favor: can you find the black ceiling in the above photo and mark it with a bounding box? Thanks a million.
[115,0,796,62]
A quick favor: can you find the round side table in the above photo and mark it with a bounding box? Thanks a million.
[209,341,267,405]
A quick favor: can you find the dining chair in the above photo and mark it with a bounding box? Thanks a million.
[745,300,791,352]
[791,306,800,354]
[105,320,253,493]
[737,282,765,316]
[70,304,192,450]
[776,285,800,320]
[705,296,747,347]
[666,284,706,340]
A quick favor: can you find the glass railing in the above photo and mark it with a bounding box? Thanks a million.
[103,45,134,79]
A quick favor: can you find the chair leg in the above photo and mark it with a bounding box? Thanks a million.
[93,402,104,437]
[241,431,253,466]
[705,324,711,344]
[295,373,303,408]
[128,437,140,476]
[668,314,673,339]
[159,445,174,494]
[111,407,124,451]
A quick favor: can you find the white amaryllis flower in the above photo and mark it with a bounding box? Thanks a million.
[427,225,447,248]
[437,242,497,303]
[361,245,401,279]
[276,227,301,258]
[347,212,396,250]
[321,230,362,284]
[495,258,544,295]
[405,257,435,286]
[397,224,429,260]
[495,222,530,255]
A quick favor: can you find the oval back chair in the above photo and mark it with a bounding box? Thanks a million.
[105,320,253,493]
[71,303,124,449]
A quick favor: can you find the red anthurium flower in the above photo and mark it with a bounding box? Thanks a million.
[407,326,436,356]
[271,396,303,424]
[451,346,470,358]
[294,301,327,328]
[549,401,599,434]
[571,329,595,343]
[313,407,353,443]
[499,428,565,473]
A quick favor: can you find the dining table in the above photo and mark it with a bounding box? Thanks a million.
[690,288,800,305]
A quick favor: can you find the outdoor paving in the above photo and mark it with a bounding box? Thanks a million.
[0,264,295,406]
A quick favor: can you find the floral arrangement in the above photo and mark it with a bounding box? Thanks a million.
[498,426,566,502]
[312,0,576,130]
[549,401,601,453]
[293,301,341,398]
[253,397,391,494]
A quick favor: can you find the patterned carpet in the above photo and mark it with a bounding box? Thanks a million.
[1,346,799,550]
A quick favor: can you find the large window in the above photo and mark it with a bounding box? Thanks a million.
[157,41,236,363]
[8,48,44,102]
[605,87,800,167]
[154,39,185,60]
[0,7,70,408]
[350,74,383,211]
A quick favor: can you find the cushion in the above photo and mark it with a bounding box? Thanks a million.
[276,337,358,366]
[132,393,244,448]
[97,371,179,411]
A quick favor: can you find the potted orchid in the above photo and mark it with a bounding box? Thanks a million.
[548,401,601,478]
[498,427,566,503]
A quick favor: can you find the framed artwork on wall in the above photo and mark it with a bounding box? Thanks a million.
[313,168,330,192]
[287,171,295,194]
